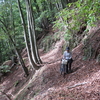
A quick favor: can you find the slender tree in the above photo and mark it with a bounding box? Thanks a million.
[0,19,29,76]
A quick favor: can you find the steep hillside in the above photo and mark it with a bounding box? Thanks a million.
[0,26,100,100]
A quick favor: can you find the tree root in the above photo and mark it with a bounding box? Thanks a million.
[67,82,88,89]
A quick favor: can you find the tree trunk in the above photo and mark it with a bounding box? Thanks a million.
[10,0,16,43]
[17,0,41,70]
[25,0,42,64]
[7,32,29,76]
[0,19,29,76]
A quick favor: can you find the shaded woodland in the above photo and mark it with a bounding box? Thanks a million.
[0,0,100,100]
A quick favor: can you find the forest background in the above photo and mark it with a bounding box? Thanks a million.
[0,0,100,76]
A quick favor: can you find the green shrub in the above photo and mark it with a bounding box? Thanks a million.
[54,0,100,40]
[64,33,72,41]
[41,35,53,52]
[39,32,62,52]
[53,32,61,41]
[0,65,11,74]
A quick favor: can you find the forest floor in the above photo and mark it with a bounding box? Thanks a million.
[0,28,100,100]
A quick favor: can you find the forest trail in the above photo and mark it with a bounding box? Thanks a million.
[0,0,100,100]
[33,43,100,100]
[0,32,100,100]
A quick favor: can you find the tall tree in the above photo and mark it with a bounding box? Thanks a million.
[25,0,42,64]
[17,0,41,70]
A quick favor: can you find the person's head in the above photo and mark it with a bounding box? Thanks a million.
[66,47,70,52]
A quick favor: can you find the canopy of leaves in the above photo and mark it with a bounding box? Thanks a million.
[54,0,100,39]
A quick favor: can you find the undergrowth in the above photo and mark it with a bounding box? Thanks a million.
[82,29,100,61]
[0,65,11,75]
[53,0,100,49]
[39,32,61,52]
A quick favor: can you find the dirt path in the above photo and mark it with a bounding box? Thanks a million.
[33,43,100,100]
[16,40,100,100]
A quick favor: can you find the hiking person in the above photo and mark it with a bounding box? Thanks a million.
[63,47,73,74]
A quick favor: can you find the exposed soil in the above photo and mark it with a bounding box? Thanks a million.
[0,28,100,100]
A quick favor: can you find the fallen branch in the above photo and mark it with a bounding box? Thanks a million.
[67,82,88,89]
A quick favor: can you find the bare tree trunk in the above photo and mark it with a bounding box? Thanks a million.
[17,0,40,70]
[25,0,42,64]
